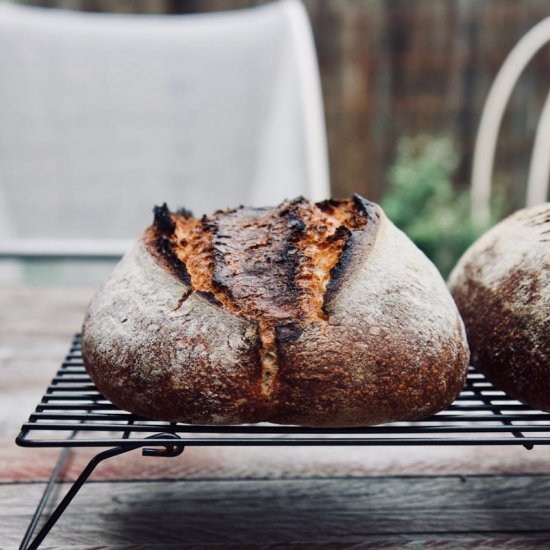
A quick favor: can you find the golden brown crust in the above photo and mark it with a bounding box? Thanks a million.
[81,240,267,424]
[449,203,550,411]
[273,319,467,426]
[146,196,371,399]
[82,195,469,426]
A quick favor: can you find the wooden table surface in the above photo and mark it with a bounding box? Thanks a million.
[2,285,550,549]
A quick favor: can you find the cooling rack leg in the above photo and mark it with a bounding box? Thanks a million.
[20,444,141,550]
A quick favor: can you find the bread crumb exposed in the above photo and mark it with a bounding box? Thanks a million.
[153,198,369,397]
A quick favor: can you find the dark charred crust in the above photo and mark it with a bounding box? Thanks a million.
[327,225,351,243]
[174,288,192,310]
[207,205,308,326]
[280,209,309,298]
[154,235,191,285]
[279,196,307,215]
[275,323,304,344]
[352,193,380,224]
[195,290,222,307]
[152,203,175,235]
[321,198,382,313]
[315,198,344,212]
[283,246,305,297]
[199,215,217,237]
[175,206,194,219]
[316,195,379,230]
[285,213,306,234]
[322,232,357,313]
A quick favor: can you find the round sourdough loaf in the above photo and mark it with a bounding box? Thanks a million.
[81,195,469,427]
[448,203,550,411]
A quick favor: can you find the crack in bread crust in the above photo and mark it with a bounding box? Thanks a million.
[208,203,306,396]
[147,196,376,397]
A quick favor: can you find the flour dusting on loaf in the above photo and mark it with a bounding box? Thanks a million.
[449,203,550,412]
[82,195,469,427]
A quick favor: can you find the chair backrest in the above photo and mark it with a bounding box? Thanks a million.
[0,0,329,252]
[471,15,550,226]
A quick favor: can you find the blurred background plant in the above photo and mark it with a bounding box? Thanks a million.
[381,135,502,278]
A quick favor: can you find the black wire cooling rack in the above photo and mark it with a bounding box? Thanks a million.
[15,333,550,549]
[17,334,550,449]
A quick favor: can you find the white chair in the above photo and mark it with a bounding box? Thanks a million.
[471,15,550,226]
[0,0,329,276]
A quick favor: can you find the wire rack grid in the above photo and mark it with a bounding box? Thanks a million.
[15,333,550,550]
[16,333,550,449]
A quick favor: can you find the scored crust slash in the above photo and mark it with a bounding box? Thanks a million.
[149,195,374,398]
[81,194,469,427]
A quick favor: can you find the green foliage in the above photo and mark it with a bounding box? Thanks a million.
[381,135,495,279]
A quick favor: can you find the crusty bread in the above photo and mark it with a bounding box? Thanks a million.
[81,195,469,427]
[448,203,550,411]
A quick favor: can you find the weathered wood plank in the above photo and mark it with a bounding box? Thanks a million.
[0,286,94,438]
[0,286,94,339]
[5,538,550,550]
[2,476,550,547]
[3,285,550,548]
[5,441,550,483]
[3,286,550,485]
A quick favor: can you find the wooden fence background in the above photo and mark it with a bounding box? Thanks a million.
[22,0,550,211]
